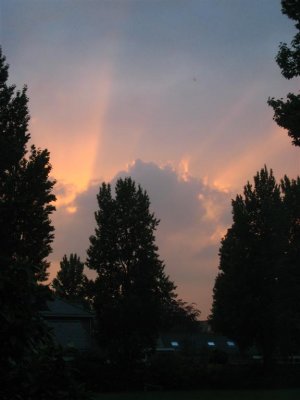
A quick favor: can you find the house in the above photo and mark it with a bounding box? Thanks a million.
[40,297,94,351]
[40,302,238,361]
[156,321,239,362]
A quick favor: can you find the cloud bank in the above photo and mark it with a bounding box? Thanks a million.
[51,159,232,318]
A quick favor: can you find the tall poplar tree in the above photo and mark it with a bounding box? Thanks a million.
[0,48,83,400]
[210,167,300,366]
[87,177,181,364]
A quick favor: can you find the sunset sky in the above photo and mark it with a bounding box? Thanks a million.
[1,0,299,317]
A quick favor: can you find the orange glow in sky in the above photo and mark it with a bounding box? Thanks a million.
[4,0,299,318]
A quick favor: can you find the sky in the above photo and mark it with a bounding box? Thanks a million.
[1,0,299,318]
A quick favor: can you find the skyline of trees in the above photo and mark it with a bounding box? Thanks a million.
[0,2,299,394]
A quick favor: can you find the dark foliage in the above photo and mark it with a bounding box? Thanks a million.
[210,166,300,367]
[87,177,198,366]
[162,298,200,333]
[268,93,300,146]
[268,0,300,146]
[0,47,52,398]
[6,337,91,400]
[52,253,92,308]
[0,48,90,400]
[73,351,147,392]
[74,350,300,392]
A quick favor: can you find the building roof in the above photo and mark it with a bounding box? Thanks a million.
[40,297,94,319]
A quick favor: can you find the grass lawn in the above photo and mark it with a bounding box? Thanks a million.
[94,389,300,400]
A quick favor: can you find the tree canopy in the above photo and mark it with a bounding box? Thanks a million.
[0,47,56,394]
[87,177,198,365]
[0,61,55,280]
[0,48,89,400]
[210,166,300,366]
[268,0,300,146]
[52,253,91,307]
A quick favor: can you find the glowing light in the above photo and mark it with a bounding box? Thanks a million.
[30,48,117,211]
[179,156,190,181]
[213,126,293,191]
[209,225,227,243]
[227,341,235,347]
[66,206,77,214]
[213,180,230,193]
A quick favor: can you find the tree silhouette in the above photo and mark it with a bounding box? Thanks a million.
[210,166,300,367]
[268,0,300,146]
[0,48,89,400]
[87,177,193,365]
[0,47,56,396]
[52,253,91,307]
